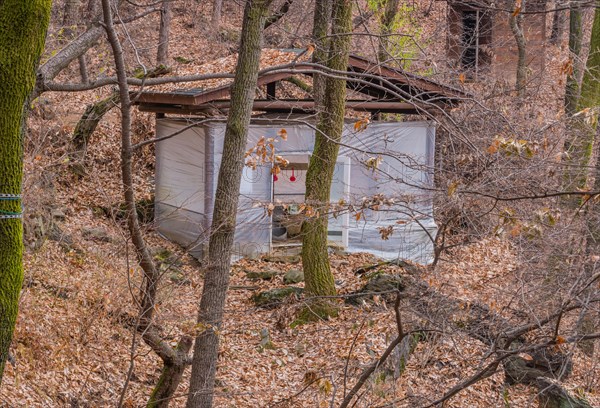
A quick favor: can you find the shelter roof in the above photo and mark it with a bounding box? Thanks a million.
[134,50,470,116]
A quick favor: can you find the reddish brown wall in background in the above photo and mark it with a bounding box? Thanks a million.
[447,0,547,83]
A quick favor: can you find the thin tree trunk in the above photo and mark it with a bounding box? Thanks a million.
[78,54,89,84]
[0,0,52,384]
[186,1,272,407]
[157,0,172,66]
[300,0,352,321]
[510,0,527,97]
[311,0,332,112]
[211,0,223,31]
[565,4,583,116]
[101,1,192,405]
[63,0,81,37]
[378,0,400,63]
[550,7,565,45]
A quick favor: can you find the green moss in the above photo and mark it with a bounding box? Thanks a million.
[0,0,52,383]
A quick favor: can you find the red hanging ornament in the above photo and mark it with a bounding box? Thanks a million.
[290,168,296,182]
[273,173,278,182]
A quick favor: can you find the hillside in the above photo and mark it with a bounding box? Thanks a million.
[0,1,598,407]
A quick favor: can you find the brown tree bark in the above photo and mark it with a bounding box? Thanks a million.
[157,0,172,66]
[311,0,332,112]
[550,6,565,45]
[185,1,272,407]
[509,0,527,96]
[300,0,352,321]
[211,0,223,31]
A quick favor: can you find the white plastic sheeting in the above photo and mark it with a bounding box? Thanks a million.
[154,118,437,264]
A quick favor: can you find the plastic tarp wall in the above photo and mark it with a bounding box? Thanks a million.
[155,118,436,264]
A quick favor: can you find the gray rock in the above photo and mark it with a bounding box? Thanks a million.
[51,208,67,220]
[168,269,191,285]
[258,328,276,351]
[251,286,304,308]
[283,269,304,284]
[346,274,404,306]
[82,227,112,242]
[246,270,278,281]
[263,254,301,264]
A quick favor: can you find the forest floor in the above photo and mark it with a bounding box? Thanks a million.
[0,1,599,407]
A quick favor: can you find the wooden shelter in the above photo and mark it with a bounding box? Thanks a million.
[134,54,468,263]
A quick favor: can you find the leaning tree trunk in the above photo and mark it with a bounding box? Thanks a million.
[510,0,527,97]
[300,0,352,321]
[186,1,272,407]
[0,0,52,384]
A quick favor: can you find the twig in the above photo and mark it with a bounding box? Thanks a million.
[343,320,366,399]
[339,293,405,408]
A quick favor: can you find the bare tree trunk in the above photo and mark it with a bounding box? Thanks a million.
[565,3,583,116]
[300,0,352,321]
[550,6,565,45]
[311,0,332,112]
[185,1,272,407]
[378,0,400,63]
[510,0,527,97]
[211,0,223,31]
[63,0,81,37]
[78,54,89,84]
[101,1,192,406]
[157,0,172,66]
[61,0,90,84]
[0,0,52,384]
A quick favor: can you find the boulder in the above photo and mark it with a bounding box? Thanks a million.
[82,227,112,242]
[263,254,301,264]
[283,269,304,284]
[346,274,404,306]
[245,270,278,281]
[251,286,303,308]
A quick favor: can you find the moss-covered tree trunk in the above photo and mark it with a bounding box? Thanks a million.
[0,0,51,384]
[311,0,331,111]
[300,0,352,320]
[564,1,600,358]
[185,1,271,407]
[564,2,600,196]
[565,4,583,116]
